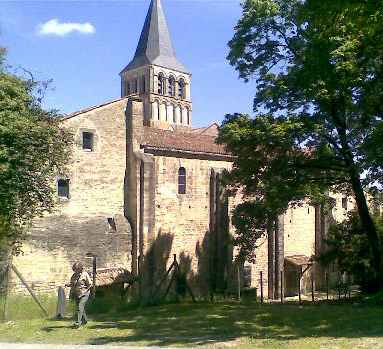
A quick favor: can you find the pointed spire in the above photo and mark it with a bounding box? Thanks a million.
[122,0,189,74]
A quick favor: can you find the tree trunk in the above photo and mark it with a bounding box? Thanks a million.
[349,167,382,285]
[336,121,383,288]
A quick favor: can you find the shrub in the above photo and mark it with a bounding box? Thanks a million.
[318,212,383,293]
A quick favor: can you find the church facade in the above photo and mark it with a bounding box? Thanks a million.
[10,0,352,298]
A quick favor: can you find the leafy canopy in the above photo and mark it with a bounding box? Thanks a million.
[0,50,73,252]
[218,0,383,262]
[318,213,383,293]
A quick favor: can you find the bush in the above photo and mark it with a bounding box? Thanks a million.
[318,213,383,293]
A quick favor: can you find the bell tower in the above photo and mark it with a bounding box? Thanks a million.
[120,0,192,129]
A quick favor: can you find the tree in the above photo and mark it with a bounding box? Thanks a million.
[217,0,383,280]
[318,213,383,293]
[0,49,73,254]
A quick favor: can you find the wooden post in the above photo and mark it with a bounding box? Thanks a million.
[338,273,341,300]
[326,272,329,301]
[237,265,241,301]
[298,270,301,303]
[11,264,48,317]
[92,256,97,298]
[280,270,283,303]
[260,271,263,304]
[138,255,142,301]
[311,273,315,302]
[2,264,10,321]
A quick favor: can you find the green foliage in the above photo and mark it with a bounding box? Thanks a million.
[0,51,73,252]
[318,213,383,293]
[218,0,383,265]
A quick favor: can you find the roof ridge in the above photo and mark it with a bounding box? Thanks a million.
[63,97,128,120]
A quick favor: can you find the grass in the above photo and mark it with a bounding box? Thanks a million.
[0,295,383,348]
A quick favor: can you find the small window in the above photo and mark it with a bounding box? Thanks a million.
[107,217,117,231]
[126,80,130,95]
[82,132,94,151]
[342,197,348,210]
[58,179,70,199]
[178,167,186,194]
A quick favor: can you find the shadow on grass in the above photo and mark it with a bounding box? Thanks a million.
[78,301,383,347]
[41,324,76,332]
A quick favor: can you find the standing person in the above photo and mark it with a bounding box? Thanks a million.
[66,262,92,328]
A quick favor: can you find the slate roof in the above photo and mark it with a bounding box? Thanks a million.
[121,0,189,74]
[142,126,231,156]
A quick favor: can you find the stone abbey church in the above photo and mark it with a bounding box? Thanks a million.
[11,0,351,298]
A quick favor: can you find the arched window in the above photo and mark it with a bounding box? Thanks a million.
[178,79,185,99]
[158,73,165,95]
[178,167,186,194]
[186,107,190,125]
[168,76,175,96]
[141,76,146,93]
[134,79,138,94]
[172,105,176,123]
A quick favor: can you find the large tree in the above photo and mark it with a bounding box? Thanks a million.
[0,49,73,255]
[217,0,383,281]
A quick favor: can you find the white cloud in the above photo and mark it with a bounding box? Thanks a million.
[37,18,95,37]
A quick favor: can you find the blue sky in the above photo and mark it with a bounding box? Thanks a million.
[1,0,256,128]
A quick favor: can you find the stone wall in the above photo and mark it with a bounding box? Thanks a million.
[138,154,241,296]
[11,99,132,294]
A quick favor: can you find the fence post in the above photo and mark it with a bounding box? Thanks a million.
[2,264,10,322]
[311,273,314,302]
[260,271,263,304]
[92,256,97,299]
[280,270,283,303]
[237,265,241,301]
[138,255,142,301]
[298,270,301,303]
[326,271,329,301]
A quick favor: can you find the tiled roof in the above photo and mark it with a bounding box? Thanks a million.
[285,255,312,266]
[90,267,134,287]
[142,127,230,156]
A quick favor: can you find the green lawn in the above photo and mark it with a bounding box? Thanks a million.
[0,298,383,348]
